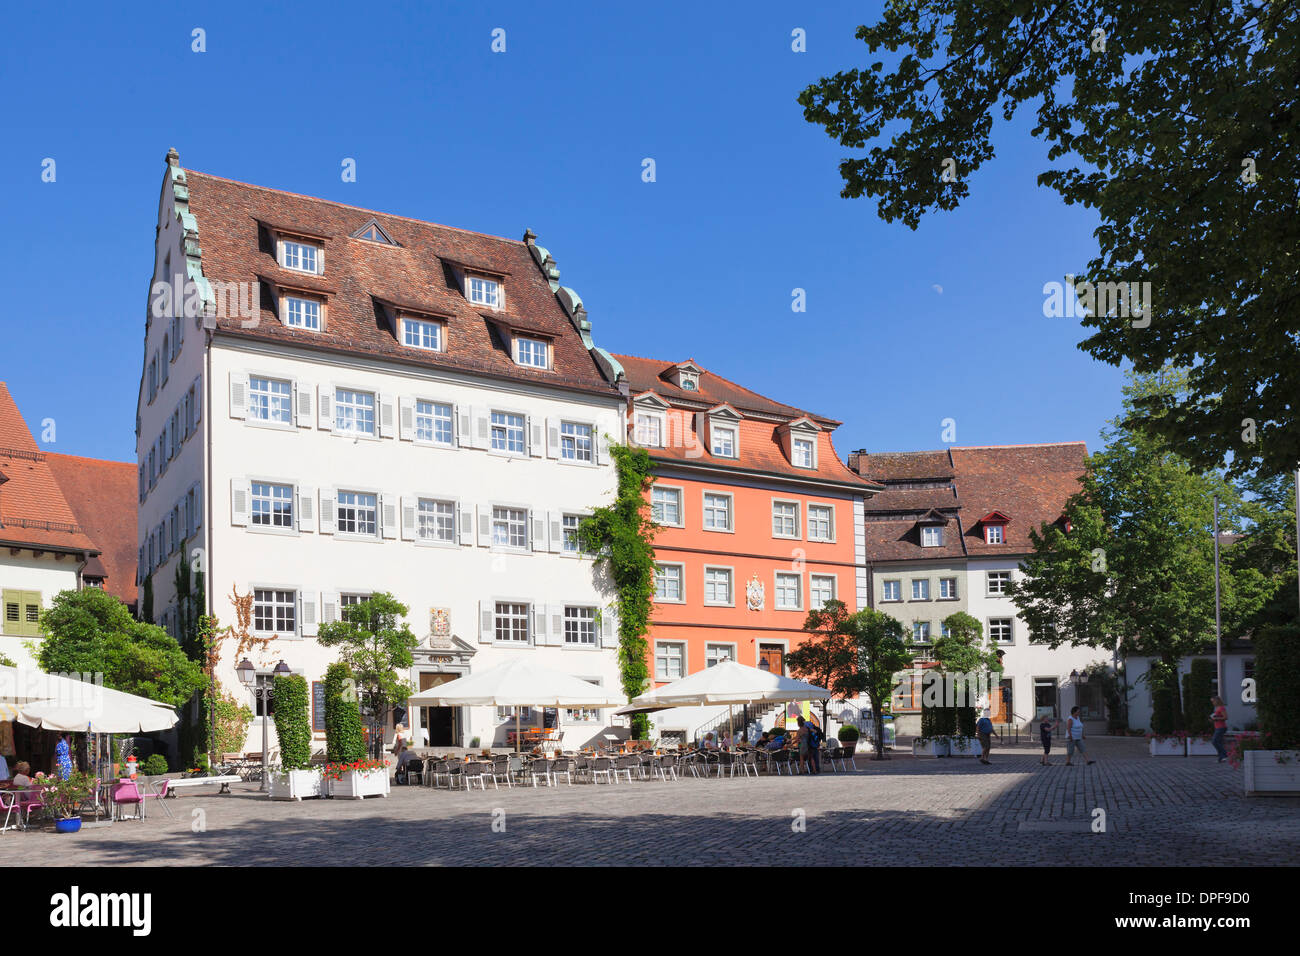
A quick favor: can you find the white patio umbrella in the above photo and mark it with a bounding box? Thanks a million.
[406,657,625,752]
[0,665,179,733]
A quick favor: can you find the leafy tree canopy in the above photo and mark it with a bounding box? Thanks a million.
[316,591,418,730]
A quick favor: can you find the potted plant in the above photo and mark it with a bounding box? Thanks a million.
[1186,733,1219,756]
[322,757,391,799]
[1146,731,1186,756]
[40,770,98,833]
[268,673,324,801]
[837,725,860,756]
[1231,733,1300,794]
[913,736,950,757]
[947,734,982,758]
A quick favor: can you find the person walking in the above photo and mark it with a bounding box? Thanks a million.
[1210,696,1229,762]
[1064,706,1094,766]
[976,710,994,765]
[1039,714,1058,765]
[53,732,74,779]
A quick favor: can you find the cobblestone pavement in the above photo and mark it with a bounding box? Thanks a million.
[6,739,1297,866]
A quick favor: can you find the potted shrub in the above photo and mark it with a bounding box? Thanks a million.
[1186,733,1219,756]
[268,673,323,801]
[41,770,98,833]
[1239,623,1300,795]
[837,725,860,756]
[322,757,391,799]
[948,734,982,758]
[913,736,950,757]
[1146,732,1186,756]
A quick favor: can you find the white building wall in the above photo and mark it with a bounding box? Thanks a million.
[1124,654,1257,732]
[0,553,81,666]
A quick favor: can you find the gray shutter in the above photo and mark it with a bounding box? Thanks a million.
[193,375,203,424]
[297,484,315,533]
[317,384,333,430]
[551,607,565,644]
[546,418,560,458]
[229,372,248,419]
[548,511,563,554]
[318,487,336,533]
[322,591,340,626]
[475,410,491,449]
[400,496,416,540]
[458,502,473,545]
[457,404,473,447]
[534,604,548,645]
[528,416,543,457]
[379,393,396,438]
[300,592,318,637]
[295,381,313,427]
[531,512,546,551]
[596,430,608,465]
[479,600,495,644]
[477,506,492,547]
[600,605,619,648]
[381,494,398,539]
[192,481,203,528]
[398,396,414,440]
[230,478,250,526]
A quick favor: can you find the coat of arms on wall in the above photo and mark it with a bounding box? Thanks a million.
[746,574,765,611]
[428,608,451,646]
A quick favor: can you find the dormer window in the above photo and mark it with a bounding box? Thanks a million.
[985,524,1004,544]
[921,526,943,547]
[680,372,699,391]
[284,295,322,331]
[711,424,737,458]
[514,335,549,369]
[777,417,821,469]
[280,238,322,275]
[980,511,1010,545]
[351,219,396,245]
[468,276,500,309]
[666,361,703,392]
[635,412,663,447]
[402,316,443,352]
[792,438,814,469]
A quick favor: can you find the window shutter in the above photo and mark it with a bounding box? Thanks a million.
[317,384,333,430]
[548,512,563,554]
[398,396,414,440]
[193,375,203,424]
[474,410,491,449]
[534,604,548,644]
[551,607,564,642]
[596,431,608,465]
[546,419,560,458]
[477,506,491,547]
[138,465,145,503]
[400,496,417,540]
[531,512,546,551]
[379,393,396,438]
[457,405,473,447]
[300,592,318,637]
[381,494,398,539]
[528,416,543,457]
[600,605,619,648]
[229,372,248,419]
[457,502,473,545]
[479,600,495,644]
[322,591,340,626]
[297,484,315,533]
[230,478,250,526]
[192,481,203,529]
[318,487,336,534]
[295,381,313,427]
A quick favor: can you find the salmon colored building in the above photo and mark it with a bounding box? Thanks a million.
[613,356,879,688]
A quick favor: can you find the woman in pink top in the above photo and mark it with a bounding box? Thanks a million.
[1210,696,1229,762]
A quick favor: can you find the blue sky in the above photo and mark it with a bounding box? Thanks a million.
[0,1,1124,464]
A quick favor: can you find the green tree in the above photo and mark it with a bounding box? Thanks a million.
[324,662,366,763]
[845,608,914,760]
[799,2,1300,478]
[316,592,417,758]
[37,588,206,707]
[929,611,1001,737]
[271,673,311,771]
[789,600,860,730]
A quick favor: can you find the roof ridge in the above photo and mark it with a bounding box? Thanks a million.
[949,441,1088,450]
[46,451,134,467]
[186,168,526,247]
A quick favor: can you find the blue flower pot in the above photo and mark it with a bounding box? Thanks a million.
[55,817,82,834]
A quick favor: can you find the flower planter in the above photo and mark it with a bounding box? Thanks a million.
[913,738,949,757]
[268,769,324,801]
[1243,751,1300,796]
[947,736,982,758]
[1149,738,1186,756]
[1186,738,1218,757]
[329,768,390,800]
[54,817,82,834]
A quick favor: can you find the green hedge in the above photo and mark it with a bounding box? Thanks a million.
[272,674,311,771]
[1255,623,1300,749]
[1150,683,1176,735]
[324,663,366,763]
[143,754,169,776]
[1182,659,1215,735]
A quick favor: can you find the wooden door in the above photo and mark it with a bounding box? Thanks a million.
[758,644,784,675]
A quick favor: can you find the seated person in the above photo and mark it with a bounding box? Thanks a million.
[0,753,8,781]
[700,732,719,751]
[765,733,787,751]
[754,732,772,749]
[11,761,35,787]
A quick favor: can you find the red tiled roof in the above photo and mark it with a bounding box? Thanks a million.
[949,444,1087,556]
[0,383,98,553]
[850,449,954,482]
[182,170,619,398]
[47,453,139,607]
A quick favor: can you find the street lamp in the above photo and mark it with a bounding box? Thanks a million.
[237,658,291,791]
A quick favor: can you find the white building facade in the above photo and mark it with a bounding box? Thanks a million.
[137,150,629,753]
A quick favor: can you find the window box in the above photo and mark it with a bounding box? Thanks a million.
[268,768,324,801]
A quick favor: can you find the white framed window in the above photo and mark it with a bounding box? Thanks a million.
[490,411,525,454]
[810,574,836,609]
[939,577,958,599]
[251,482,294,529]
[711,424,737,458]
[772,500,800,538]
[807,504,834,541]
[656,641,685,680]
[467,276,500,308]
[414,400,454,445]
[654,564,684,602]
[635,412,663,447]
[560,514,583,553]
[402,317,442,351]
[882,579,901,602]
[248,376,293,425]
[284,295,322,331]
[514,336,549,369]
[416,499,456,543]
[911,579,931,600]
[704,567,733,606]
[705,643,735,667]
[703,492,733,532]
[560,421,593,462]
[339,592,371,612]
[912,621,932,643]
[280,239,320,274]
[921,525,943,547]
[336,491,378,536]
[989,618,1014,644]
[492,506,528,550]
[335,388,376,435]
[494,602,530,643]
[987,571,1012,595]
[651,487,682,526]
[563,606,597,646]
[793,438,815,468]
[253,589,296,635]
[775,573,802,610]
[941,622,952,640]
[985,524,1005,544]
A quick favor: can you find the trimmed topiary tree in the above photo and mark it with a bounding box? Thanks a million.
[1182,659,1215,735]
[1254,623,1300,749]
[271,673,311,771]
[324,663,366,763]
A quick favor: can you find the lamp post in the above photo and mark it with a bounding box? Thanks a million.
[1213,494,1223,696]
[237,658,291,791]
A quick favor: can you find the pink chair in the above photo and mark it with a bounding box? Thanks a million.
[111,779,142,821]
[17,788,45,828]
[143,778,174,818]
[0,791,19,832]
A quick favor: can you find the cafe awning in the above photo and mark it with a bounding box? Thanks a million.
[0,665,179,733]
[629,660,832,708]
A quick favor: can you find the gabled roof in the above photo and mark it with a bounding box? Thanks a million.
[979,510,1011,524]
[46,453,139,607]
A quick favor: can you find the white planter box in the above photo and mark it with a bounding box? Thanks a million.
[1186,738,1218,757]
[268,769,323,801]
[1244,750,1300,795]
[1149,738,1186,756]
[913,738,950,757]
[947,736,982,757]
[330,769,390,800]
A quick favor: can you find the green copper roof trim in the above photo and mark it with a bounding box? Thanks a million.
[593,347,624,382]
